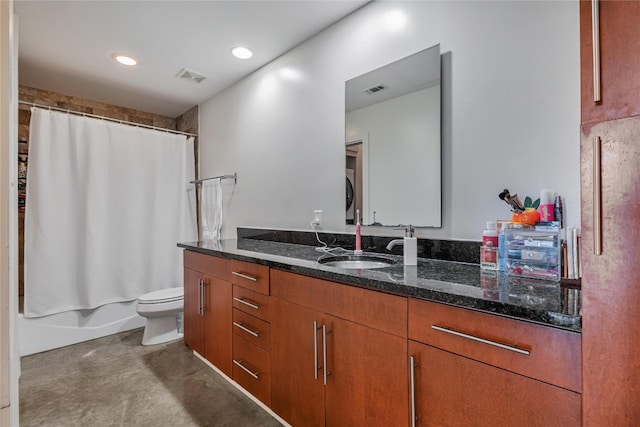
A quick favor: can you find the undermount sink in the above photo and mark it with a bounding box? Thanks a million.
[317,254,397,269]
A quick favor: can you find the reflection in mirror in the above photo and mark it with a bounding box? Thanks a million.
[345,44,441,227]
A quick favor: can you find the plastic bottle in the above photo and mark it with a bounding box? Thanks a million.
[539,189,555,222]
[498,222,506,272]
[554,195,563,228]
[404,225,417,266]
[483,221,498,248]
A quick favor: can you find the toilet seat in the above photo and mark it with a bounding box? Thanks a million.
[138,287,183,304]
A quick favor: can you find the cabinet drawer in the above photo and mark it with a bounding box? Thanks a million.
[183,250,229,281]
[232,335,271,406]
[408,298,581,393]
[232,308,271,352]
[229,260,270,295]
[232,285,271,322]
[271,269,407,338]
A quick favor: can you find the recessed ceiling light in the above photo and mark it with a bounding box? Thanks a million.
[111,53,137,66]
[231,47,253,59]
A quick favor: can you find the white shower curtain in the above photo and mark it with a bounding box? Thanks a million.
[24,108,197,318]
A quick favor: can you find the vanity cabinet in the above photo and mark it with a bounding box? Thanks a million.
[183,251,232,376]
[408,299,581,426]
[270,269,409,427]
[229,259,272,406]
[580,1,640,424]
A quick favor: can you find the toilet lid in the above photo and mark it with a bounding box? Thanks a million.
[138,287,183,304]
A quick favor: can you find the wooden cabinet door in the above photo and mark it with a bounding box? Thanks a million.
[580,0,640,123]
[409,340,581,427]
[183,267,204,355]
[324,314,408,427]
[581,116,640,425]
[203,276,232,377]
[270,297,325,427]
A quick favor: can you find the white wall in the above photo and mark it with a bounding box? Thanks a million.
[199,1,580,241]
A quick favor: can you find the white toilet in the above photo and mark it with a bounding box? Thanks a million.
[136,286,184,345]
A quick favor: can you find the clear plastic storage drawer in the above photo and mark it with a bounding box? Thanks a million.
[504,229,561,281]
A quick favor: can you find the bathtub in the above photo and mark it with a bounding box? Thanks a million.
[18,300,146,356]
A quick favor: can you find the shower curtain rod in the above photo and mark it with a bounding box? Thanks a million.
[190,173,237,184]
[19,100,198,138]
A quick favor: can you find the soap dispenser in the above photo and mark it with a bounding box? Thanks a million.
[404,225,417,266]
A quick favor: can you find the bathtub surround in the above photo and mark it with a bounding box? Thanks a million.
[237,227,481,264]
[19,329,282,426]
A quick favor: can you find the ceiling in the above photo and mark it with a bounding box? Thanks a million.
[15,0,368,118]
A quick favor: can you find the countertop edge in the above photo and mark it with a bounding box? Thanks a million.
[178,241,582,333]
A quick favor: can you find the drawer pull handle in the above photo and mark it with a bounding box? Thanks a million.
[431,325,530,356]
[233,297,260,310]
[232,271,258,282]
[233,321,260,337]
[233,360,260,379]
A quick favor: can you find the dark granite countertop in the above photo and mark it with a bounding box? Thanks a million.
[178,238,581,333]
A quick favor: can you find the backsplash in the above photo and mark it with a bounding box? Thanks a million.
[237,228,481,264]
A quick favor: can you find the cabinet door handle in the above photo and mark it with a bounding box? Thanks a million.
[593,136,602,255]
[233,297,259,310]
[197,279,203,316]
[233,360,259,379]
[410,355,417,427]
[323,324,331,385]
[314,321,320,380]
[591,0,601,102]
[233,321,260,337]
[431,325,530,356]
[201,280,208,313]
[232,271,258,282]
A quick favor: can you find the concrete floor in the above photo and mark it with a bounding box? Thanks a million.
[19,329,283,427]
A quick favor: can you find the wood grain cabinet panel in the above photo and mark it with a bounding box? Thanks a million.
[183,267,205,356]
[184,250,229,280]
[270,271,409,427]
[580,0,640,124]
[232,285,271,322]
[580,116,640,424]
[409,298,582,393]
[232,334,271,406]
[229,259,270,294]
[183,251,232,377]
[409,340,581,427]
[270,268,407,338]
[232,308,270,352]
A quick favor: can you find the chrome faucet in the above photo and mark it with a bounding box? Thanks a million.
[386,239,404,251]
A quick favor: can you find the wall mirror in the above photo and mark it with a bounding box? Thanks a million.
[345,44,441,227]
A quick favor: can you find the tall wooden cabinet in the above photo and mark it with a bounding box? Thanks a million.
[580,1,640,424]
[270,269,409,427]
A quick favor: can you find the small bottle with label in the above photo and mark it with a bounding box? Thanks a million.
[483,221,498,248]
[481,221,498,270]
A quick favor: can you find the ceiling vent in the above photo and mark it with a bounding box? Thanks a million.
[364,84,386,94]
[176,68,207,83]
